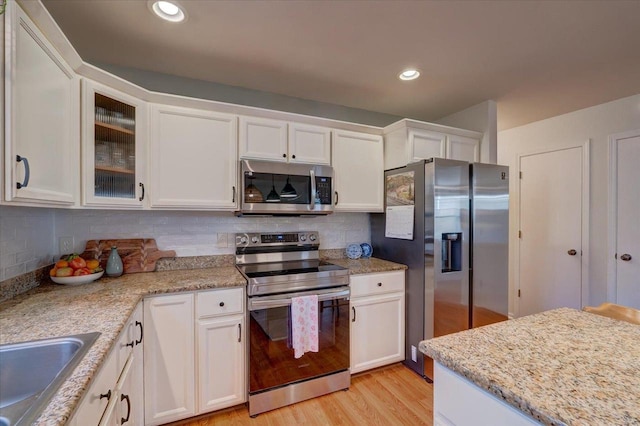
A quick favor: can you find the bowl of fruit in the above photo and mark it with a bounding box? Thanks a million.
[50,254,104,285]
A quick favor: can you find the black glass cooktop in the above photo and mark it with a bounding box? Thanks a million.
[238,260,347,279]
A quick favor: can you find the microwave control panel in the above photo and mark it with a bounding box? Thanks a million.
[315,177,332,205]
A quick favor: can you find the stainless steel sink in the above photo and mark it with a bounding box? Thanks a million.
[0,332,100,426]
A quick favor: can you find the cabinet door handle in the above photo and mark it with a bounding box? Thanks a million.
[139,182,145,201]
[99,389,111,401]
[135,320,143,345]
[120,393,131,424]
[377,282,382,287]
[620,253,632,261]
[335,191,339,206]
[567,249,577,256]
[219,301,225,307]
[352,306,356,322]
[292,154,296,159]
[125,340,134,348]
[238,323,242,342]
[282,153,287,158]
[232,186,236,203]
[16,155,30,189]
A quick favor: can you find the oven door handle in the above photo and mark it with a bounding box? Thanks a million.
[248,287,350,311]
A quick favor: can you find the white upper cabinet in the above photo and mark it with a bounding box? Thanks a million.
[384,119,481,169]
[239,116,288,162]
[332,130,384,212]
[447,134,480,163]
[288,123,331,165]
[410,129,446,162]
[239,117,331,165]
[149,104,238,209]
[81,79,147,207]
[3,1,79,205]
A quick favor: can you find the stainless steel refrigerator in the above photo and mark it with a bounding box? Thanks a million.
[371,158,509,379]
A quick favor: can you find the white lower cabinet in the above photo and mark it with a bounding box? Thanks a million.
[197,315,245,413]
[434,362,539,426]
[71,303,144,426]
[143,293,195,425]
[144,288,246,425]
[349,271,405,374]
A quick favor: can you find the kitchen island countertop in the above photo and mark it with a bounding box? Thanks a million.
[0,266,246,425]
[419,308,640,425]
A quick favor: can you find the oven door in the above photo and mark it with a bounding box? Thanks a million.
[247,286,350,395]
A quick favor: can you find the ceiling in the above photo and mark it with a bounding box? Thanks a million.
[40,0,640,130]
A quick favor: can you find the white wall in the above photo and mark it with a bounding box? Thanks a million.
[436,100,498,163]
[498,94,640,316]
[0,205,370,281]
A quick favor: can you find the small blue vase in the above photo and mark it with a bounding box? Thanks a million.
[106,246,123,277]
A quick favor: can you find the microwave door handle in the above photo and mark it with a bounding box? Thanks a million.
[309,169,317,208]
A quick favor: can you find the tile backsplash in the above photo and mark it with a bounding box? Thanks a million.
[0,205,370,281]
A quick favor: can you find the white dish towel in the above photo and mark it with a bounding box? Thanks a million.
[291,294,319,359]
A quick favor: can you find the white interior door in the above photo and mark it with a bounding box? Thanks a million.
[612,131,640,309]
[518,146,586,317]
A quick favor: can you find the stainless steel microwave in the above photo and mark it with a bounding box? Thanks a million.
[237,160,334,215]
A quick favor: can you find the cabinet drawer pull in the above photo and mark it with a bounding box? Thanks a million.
[219,301,225,307]
[16,155,30,189]
[377,282,382,287]
[99,389,111,401]
[120,393,131,424]
[135,320,143,345]
[139,182,145,201]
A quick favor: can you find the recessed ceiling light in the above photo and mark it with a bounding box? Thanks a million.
[399,69,420,81]
[151,1,186,22]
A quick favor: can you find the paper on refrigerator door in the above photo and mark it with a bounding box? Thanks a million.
[385,205,414,239]
[385,171,415,240]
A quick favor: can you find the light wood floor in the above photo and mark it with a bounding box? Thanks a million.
[171,363,434,425]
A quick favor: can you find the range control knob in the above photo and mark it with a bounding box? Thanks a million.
[309,234,317,242]
[251,236,260,244]
[239,236,248,244]
[299,234,307,242]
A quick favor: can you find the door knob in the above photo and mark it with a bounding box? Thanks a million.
[568,249,577,256]
[620,253,632,261]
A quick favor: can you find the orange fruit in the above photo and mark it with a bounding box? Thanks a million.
[49,268,57,277]
[86,259,100,270]
[56,267,73,277]
[55,259,69,268]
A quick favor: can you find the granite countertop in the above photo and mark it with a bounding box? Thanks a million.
[0,256,404,425]
[327,257,407,274]
[0,266,246,426]
[419,308,640,426]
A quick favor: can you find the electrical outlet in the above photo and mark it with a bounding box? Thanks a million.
[59,237,74,255]
[411,345,418,363]
[216,233,228,247]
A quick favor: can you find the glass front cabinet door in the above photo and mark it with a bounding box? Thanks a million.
[82,79,147,207]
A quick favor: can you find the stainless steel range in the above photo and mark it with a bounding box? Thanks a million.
[235,231,350,417]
